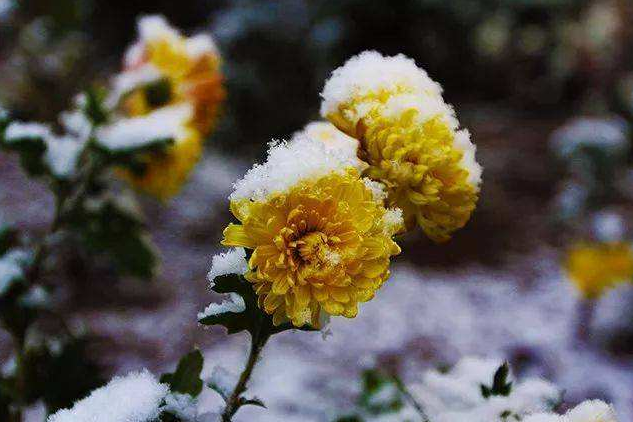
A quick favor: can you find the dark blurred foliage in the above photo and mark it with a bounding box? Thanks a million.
[2,0,633,156]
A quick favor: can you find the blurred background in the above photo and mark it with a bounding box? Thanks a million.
[2,0,633,420]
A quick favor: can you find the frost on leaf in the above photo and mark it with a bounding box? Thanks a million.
[199,273,317,336]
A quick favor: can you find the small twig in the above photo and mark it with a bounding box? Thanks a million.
[575,297,596,344]
[393,375,431,422]
[221,323,271,421]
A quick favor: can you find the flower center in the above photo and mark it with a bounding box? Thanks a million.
[294,231,330,265]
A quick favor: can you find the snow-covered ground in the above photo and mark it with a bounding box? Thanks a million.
[195,255,633,421]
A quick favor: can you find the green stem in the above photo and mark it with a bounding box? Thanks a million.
[393,376,430,422]
[220,324,271,421]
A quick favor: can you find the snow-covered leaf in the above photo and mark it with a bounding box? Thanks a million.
[1,122,49,176]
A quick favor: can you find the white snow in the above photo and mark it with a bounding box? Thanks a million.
[381,208,404,235]
[47,369,169,422]
[4,122,52,141]
[454,129,483,188]
[591,211,625,242]
[362,178,387,202]
[137,15,180,44]
[0,249,27,296]
[198,293,246,320]
[193,250,633,421]
[320,51,443,117]
[208,366,238,399]
[206,248,248,284]
[524,400,618,422]
[550,117,629,159]
[407,356,561,422]
[186,34,219,58]
[162,393,199,422]
[44,136,83,179]
[108,64,163,108]
[96,104,191,151]
[230,135,365,202]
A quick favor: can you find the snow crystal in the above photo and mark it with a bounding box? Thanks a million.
[4,122,52,141]
[591,211,625,242]
[44,136,83,179]
[362,178,387,202]
[230,135,364,201]
[162,393,199,422]
[198,293,245,320]
[47,369,169,422]
[381,208,403,235]
[320,51,443,117]
[206,248,248,283]
[96,104,191,151]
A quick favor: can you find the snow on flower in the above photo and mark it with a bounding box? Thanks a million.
[320,51,482,242]
[230,136,365,202]
[107,15,224,200]
[223,137,403,327]
[47,370,169,422]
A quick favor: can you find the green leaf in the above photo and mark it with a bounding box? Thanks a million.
[481,362,513,398]
[41,337,106,412]
[69,196,158,279]
[357,369,403,415]
[160,349,204,397]
[199,273,317,337]
[241,396,266,409]
[1,132,47,176]
[82,87,109,126]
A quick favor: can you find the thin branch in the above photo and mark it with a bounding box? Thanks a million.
[221,324,271,421]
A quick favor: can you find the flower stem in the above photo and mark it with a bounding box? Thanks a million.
[221,325,271,421]
[393,376,430,422]
[575,297,596,344]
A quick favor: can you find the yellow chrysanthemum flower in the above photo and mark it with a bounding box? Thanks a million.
[223,169,402,328]
[121,15,225,134]
[320,51,482,242]
[109,15,224,200]
[564,241,633,299]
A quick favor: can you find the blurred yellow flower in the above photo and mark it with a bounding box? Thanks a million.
[321,51,481,242]
[222,168,402,328]
[112,15,224,200]
[564,241,633,299]
[117,124,203,200]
